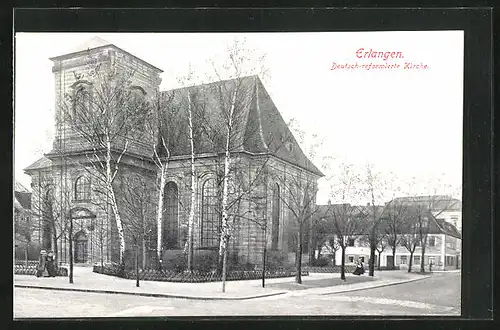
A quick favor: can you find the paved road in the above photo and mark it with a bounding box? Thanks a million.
[14,272,460,318]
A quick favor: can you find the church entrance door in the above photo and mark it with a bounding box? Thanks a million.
[74,231,88,263]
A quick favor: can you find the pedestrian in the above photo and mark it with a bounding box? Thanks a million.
[353,258,365,276]
[46,250,56,277]
[36,250,47,278]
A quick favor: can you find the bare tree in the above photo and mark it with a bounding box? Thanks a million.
[204,38,268,292]
[277,172,321,284]
[62,53,151,265]
[384,199,408,269]
[30,181,72,267]
[326,162,367,280]
[400,210,421,273]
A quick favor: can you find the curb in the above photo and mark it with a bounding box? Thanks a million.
[320,275,431,295]
[14,284,287,301]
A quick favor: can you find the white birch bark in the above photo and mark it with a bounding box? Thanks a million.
[219,89,237,257]
[154,137,169,264]
[184,91,196,271]
[219,89,237,293]
[105,135,126,264]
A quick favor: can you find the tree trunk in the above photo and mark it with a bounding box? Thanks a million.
[142,237,146,270]
[69,218,74,284]
[392,246,397,269]
[52,228,58,265]
[420,236,427,273]
[340,245,346,280]
[369,233,376,276]
[185,92,196,273]
[408,251,414,273]
[262,244,267,288]
[295,231,303,284]
[135,243,140,287]
[221,242,228,293]
[156,163,167,264]
[25,242,29,267]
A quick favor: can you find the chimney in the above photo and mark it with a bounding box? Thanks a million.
[327,199,331,206]
[367,202,371,206]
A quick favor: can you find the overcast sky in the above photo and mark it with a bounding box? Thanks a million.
[14,32,464,204]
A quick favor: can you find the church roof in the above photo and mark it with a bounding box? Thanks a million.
[24,156,52,172]
[160,76,323,177]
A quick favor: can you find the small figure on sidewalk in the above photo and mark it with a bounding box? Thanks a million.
[353,259,365,276]
[46,250,56,277]
[36,250,48,278]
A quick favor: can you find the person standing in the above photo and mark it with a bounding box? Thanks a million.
[36,250,47,278]
[46,251,56,277]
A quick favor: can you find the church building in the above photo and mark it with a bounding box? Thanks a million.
[24,37,323,267]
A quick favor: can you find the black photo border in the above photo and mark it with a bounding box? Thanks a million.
[6,6,495,330]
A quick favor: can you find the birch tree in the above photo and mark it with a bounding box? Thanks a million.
[143,90,180,267]
[205,38,268,291]
[63,53,150,265]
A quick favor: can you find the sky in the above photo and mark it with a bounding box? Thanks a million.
[14,32,464,204]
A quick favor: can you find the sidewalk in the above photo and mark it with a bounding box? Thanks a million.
[14,267,433,300]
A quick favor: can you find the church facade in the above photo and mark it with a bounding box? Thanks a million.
[25,37,323,267]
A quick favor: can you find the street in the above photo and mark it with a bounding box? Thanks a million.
[14,272,460,318]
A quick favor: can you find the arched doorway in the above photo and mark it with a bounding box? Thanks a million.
[74,231,88,263]
[69,207,96,263]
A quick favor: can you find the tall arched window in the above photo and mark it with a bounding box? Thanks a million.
[271,183,280,250]
[42,188,53,250]
[201,178,220,248]
[73,85,92,120]
[74,176,91,201]
[163,181,179,249]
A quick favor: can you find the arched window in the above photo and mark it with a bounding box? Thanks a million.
[73,84,92,120]
[163,181,179,249]
[42,189,53,250]
[201,178,220,248]
[271,183,280,250]
[74,176,91,201]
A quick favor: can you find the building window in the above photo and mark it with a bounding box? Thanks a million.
[163,181,179,249]
[42,189,53,250]
[400,255,408,265]
[201,178,220,248]
[414,255,421,265]
[73,85,92,120]
[428,236,436,247]
[347,238,355,247]
[359,256,365,263]
[271,183,280,250]
[348,256,354,263]
[74,176,91,201]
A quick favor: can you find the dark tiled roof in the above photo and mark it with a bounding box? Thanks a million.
[315,203,462,239]
[159,76,323,177]
[15,191,31,210]
[392,195,461,211]
[24,156,52,172]
[15,180,30,193]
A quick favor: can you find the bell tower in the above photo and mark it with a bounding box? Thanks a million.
[47,36,163,158]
